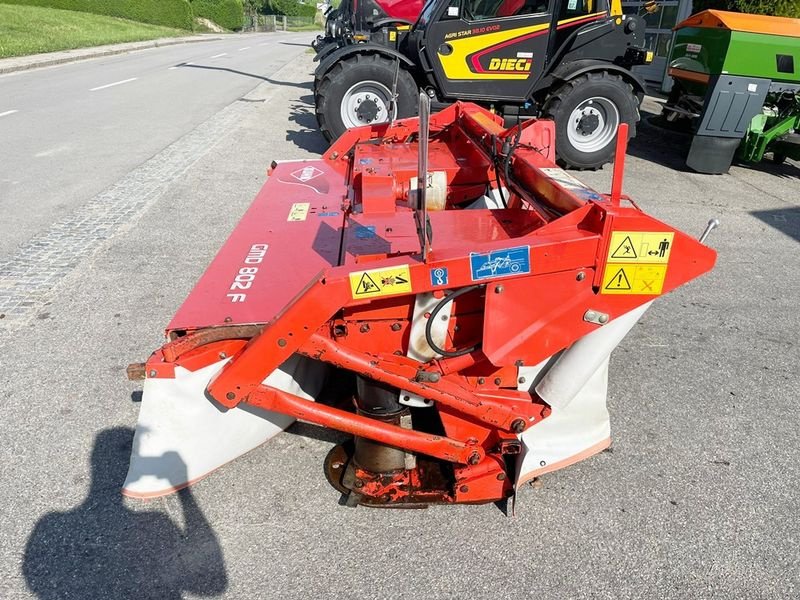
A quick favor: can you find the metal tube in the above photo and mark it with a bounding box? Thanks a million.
[246,385,482,465]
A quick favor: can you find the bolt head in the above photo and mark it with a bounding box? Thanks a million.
[497,473,506,481]
[226,392,236,401]
[511,418,526,433]
[495,285,504,294]
[277,338,287,347]
[468,452,481,465]
[148,370,157,378]
[459,485,469,493]
[576,271,586,281]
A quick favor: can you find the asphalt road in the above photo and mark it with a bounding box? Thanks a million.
[0,31,314,256]
[1,43,799,600]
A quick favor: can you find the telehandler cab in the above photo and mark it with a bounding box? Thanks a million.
[314,0,654,168]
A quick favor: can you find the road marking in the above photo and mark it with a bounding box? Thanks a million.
[0,109,19,118]
[238,46,251,51]
[211,53,228,58]
[89,77,137,91]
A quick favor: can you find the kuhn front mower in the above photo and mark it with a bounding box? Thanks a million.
[125,99,716,507]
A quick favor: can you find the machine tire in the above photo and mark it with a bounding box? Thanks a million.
[543,71,639,169]
[316,53,418,142]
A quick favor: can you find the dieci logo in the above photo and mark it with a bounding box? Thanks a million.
[488,58,532,72]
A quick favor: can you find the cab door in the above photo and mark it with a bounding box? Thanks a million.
[422,0,554,102]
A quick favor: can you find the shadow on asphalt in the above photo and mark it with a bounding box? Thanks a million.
[177,62,310,89]
[279,42,313,47]
[626,107,694,172]
[630,106,800,178]
[751,207,800,243]
[23,427,228,599]
[287,92,329,154]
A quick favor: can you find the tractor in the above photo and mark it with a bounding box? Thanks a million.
[313,0,654,169]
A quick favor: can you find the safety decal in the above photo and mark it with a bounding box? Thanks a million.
[287,202,310,221]
[469,246,530,281]
[602,264,667,295]
[430,267,449,287]
[291,165,323,182]
[607,231,674,263]
[350,265,412,299]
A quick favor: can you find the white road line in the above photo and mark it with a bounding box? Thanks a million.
[89,77,137,92]
[211,53,228,58]
[238,46,251,51]
[0,109,18,118]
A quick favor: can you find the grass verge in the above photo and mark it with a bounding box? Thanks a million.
[0,4,186,58]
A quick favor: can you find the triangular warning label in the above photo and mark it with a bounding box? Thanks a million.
[605,268,632,290]
[611,235,637,259]
[354,272,380,295]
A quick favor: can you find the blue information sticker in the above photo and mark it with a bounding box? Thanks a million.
[354,225,376,239]
[469,246,530,281]
[430,267,449,286]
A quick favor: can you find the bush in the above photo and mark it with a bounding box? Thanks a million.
[191,0,244,30]
[0,0,194,29]
[265,0,316,17]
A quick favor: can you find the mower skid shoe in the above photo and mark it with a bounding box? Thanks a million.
[516,303,651,485]
[123,354,325,499]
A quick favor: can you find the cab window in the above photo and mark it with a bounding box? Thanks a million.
[463,0,550,21]
[559,0,607,19]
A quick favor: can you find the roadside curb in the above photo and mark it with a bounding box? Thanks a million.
[0,35,225,75]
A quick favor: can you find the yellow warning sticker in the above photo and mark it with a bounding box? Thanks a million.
[349,265,412,299]
[601,264,667,295]
[287,202,310,222]
[607,231,674,264]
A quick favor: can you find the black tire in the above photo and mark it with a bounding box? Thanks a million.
[315,53,418,143]
[772,153,787,165]
[542,71,640,169]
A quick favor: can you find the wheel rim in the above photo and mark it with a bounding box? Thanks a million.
[566,97,620,154]
[340,81,395,129]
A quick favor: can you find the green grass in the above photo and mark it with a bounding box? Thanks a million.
[0,4,186,58]
[286,23,322,31]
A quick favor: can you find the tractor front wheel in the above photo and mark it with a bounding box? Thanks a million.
[315,54,418,142]
[543,72,639,169]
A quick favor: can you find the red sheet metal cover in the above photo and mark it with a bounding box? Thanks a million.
[167,161,346,331]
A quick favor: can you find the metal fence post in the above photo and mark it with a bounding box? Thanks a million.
[282,15,287,31]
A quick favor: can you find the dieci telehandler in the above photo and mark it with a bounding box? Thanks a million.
[125,97,717,508]
[313,0,655,169]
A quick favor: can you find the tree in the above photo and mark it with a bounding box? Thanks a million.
[692,0,800,18]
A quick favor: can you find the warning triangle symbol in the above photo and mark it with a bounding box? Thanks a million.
[355,272,380,295]
[611,235,637,259]
[605,268,632,290]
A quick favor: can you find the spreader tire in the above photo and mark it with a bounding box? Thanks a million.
[316,53,418,142]
[543,71,639,169]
